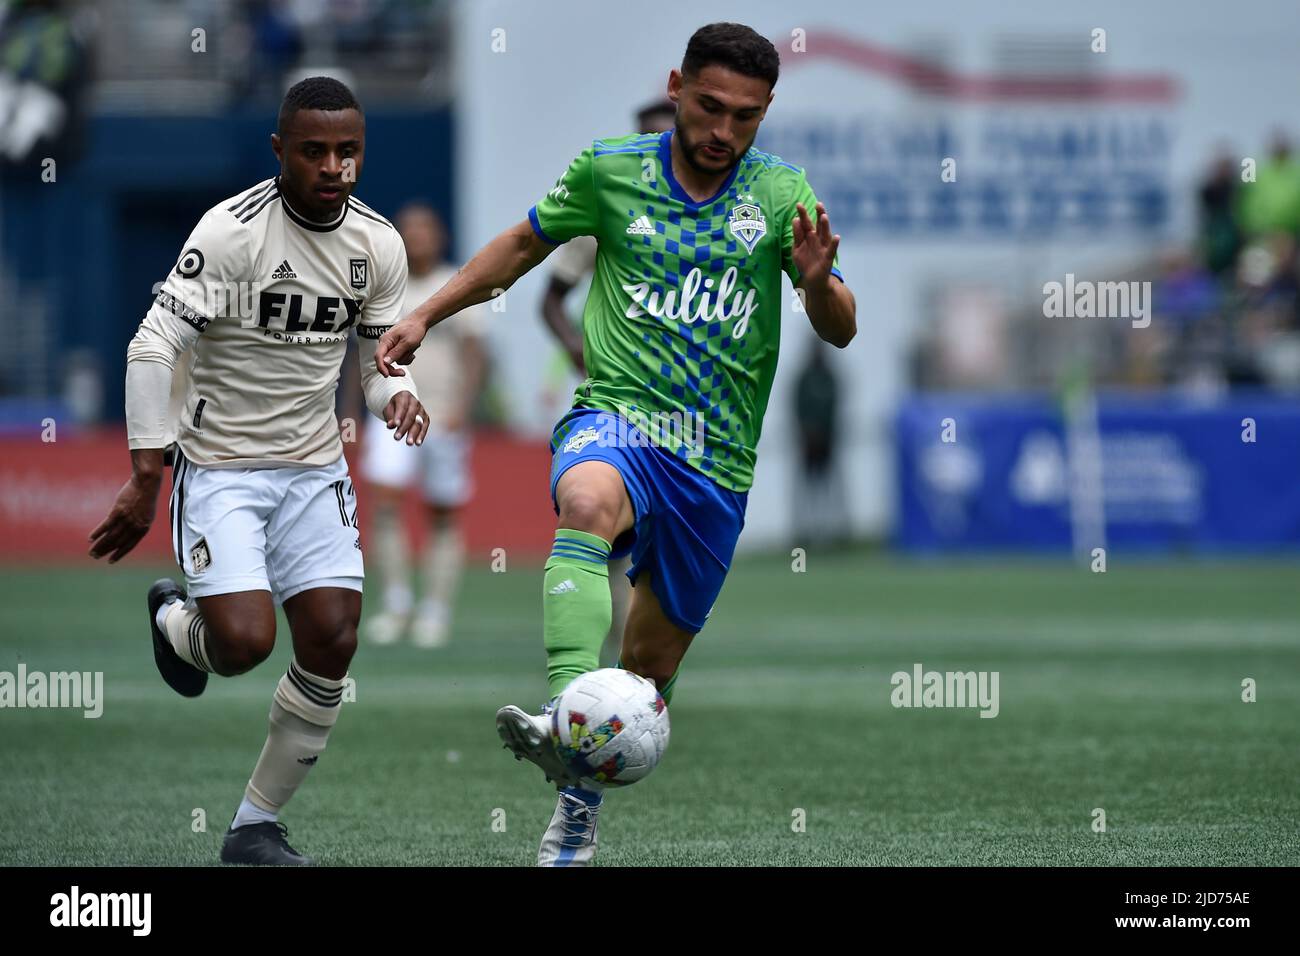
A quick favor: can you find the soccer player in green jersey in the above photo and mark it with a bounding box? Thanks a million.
[376,22,856,865]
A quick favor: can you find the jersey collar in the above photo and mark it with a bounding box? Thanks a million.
[276,178,349,232]
[658,129,742,211]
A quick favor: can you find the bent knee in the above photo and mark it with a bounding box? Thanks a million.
[208,623,276,676]
[295,619,358,676]
[556,486,626,541]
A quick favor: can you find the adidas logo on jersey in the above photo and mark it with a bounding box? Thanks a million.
[548,579,578,595]
[626,215,655,236]
[270,259,297,279]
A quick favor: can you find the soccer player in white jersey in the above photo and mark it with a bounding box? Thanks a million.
[87,77,429,866]
[361,203,487,648]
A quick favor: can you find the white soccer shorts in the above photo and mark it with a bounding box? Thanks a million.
[168,451,363,603]
[360,415,472,507]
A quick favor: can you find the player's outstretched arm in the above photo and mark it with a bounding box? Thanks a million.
[375,219,555,376]
[793,202,856,348]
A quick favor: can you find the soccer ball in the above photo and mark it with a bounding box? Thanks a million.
[550,668,670,789]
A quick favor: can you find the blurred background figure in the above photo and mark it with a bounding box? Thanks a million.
[1197,148,1242,279]
[791,339,845,548]
[1236,132,1300,241]
[361,204,487,648]
[0,0,89,168]
[537,96,675,667]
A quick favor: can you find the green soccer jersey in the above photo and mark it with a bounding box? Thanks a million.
[529,130,842,493]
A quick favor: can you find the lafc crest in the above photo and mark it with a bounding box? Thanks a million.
[349,257,368,290]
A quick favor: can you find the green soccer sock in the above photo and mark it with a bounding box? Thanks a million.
[616,655,681,708]
[544,529,613,698]
[659,668,680,707]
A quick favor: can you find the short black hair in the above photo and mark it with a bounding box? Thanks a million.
[277,76,362,136]
[681,22,779,89]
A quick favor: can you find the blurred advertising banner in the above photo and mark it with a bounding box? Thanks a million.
[895,393,1300,552]
[0,429,556,563]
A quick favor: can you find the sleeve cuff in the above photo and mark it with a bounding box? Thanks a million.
[792,266,847,286]
[528,206,562,246]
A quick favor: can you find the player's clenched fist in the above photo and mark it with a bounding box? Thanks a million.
[374,316,426,377]
[384,391,430,446]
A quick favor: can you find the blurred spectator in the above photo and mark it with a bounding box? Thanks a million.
[1197,151,1241,276]
[1156,248,1220,329]
[0,0,89,168]
[1236,132,1300,239]
[792,340,846,547]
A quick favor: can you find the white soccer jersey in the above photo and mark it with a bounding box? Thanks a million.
[127,177,414,468]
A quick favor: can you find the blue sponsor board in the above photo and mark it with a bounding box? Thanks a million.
[895,392,1300,552]
[760,114,1172,238]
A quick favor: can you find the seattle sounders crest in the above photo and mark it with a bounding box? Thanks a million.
[727,196,766,253]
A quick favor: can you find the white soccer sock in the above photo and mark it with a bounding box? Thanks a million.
[231,796,278,829]
[422,523,464,614]
[239,659,344,820]
[372,505,412,615]
[162,599,216,673]
[155,598,178,632]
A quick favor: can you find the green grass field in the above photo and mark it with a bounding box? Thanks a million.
[1,553,1297,866]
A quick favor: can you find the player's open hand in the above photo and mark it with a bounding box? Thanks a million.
[792,202,840,288]
[384,392,429,446]
[88,473,160,563]
[374,316,425,377]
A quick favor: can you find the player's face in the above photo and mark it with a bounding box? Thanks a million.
[272,108,365,222]
[668,65,772,175]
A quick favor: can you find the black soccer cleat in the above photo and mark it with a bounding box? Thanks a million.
[148,578,208,698]
[220,822,313,866]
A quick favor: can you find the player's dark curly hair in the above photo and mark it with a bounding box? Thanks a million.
[682,22,780,89]
[277,76,363,135]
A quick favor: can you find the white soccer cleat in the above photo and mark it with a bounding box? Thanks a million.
[364,611,407,646]
[409,608,449,649]
[495,704,578,787]
[537,787,604,867]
